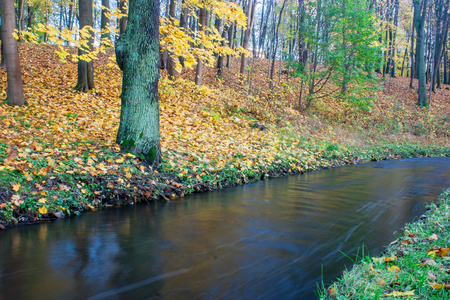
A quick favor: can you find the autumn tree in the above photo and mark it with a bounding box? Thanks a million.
[74,0,95,92]
[115,0,161,165]
[0,0,26,106]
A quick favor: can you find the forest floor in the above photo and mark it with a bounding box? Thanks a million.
[0,44,449,297]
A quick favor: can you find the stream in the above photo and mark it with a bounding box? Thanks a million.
[1,157,450,299]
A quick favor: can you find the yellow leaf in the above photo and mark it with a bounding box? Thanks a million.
[385,255,397,262]
[38,206,48,214]
[12,182,21,192]
[388,266,400,272]
[386,290,415,297]
[115,158,124,163]
[125,172,132,179]
[38,198,46,204]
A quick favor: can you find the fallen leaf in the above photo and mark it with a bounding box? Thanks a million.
[388,266,400,272]
[327,287,336,297]
[38,198,46,204]
[428,247,450,257]
[428,272,438,281]
[386,290,415,297]
[12,182,21,192]
[375,278,385,286]
[385,255,397,262]
[38,206,47,214]
[428,234,438,241]
[59,184,70,191]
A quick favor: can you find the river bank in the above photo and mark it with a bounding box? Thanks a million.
[1,44,450,229]
[319,188,450,299]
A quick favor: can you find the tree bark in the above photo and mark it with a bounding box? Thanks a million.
[226,21,235,68]
[270,0,287,88]
[409,18,415,87]
[166,0,177,80]
[217,21,228,78]
[75,0,95,92]
[240,0,256,76]
[0,0,26,106]
[27,5,35,29]
[115,0,161,165]
[101,0,111,44]
[118,0,128,36]
[414,0,427,106]
[195,8,207,86]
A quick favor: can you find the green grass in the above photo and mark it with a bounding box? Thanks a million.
[318,189,450,299]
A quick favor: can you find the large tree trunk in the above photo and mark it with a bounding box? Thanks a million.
[414,0,427,106]
[195,8,207,86]
[101,0,111,44]
[75,0,95,92]
[0,0,26,106]
[115,0,161,165]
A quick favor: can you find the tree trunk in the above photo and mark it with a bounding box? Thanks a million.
[195,8,207,86]
[0,23,5,68]
[217,22,228,78]
[101,0,111,44]
[226,22,235,68]
[444,44,448,84]
[27,5,35,29]
[118,0,128,36]
[414,0,427,106]
[166,0,177,80]
[75,0,95,92]
[0,0,26,106]
[17,0,25,41]
[115,0,161,165]
[43,1,49,43]
[410,16,415,87]
[270,0,287,88]
[240,0,256,76]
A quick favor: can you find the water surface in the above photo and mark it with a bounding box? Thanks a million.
[1,157,449,299]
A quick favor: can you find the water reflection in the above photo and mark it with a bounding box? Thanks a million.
[0,157,449,299]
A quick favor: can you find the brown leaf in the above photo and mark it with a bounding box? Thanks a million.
[428,272,438,281]
[428,234,439,241]
[327,287,336,297]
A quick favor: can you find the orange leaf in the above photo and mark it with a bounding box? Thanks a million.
[12,183,21,192]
